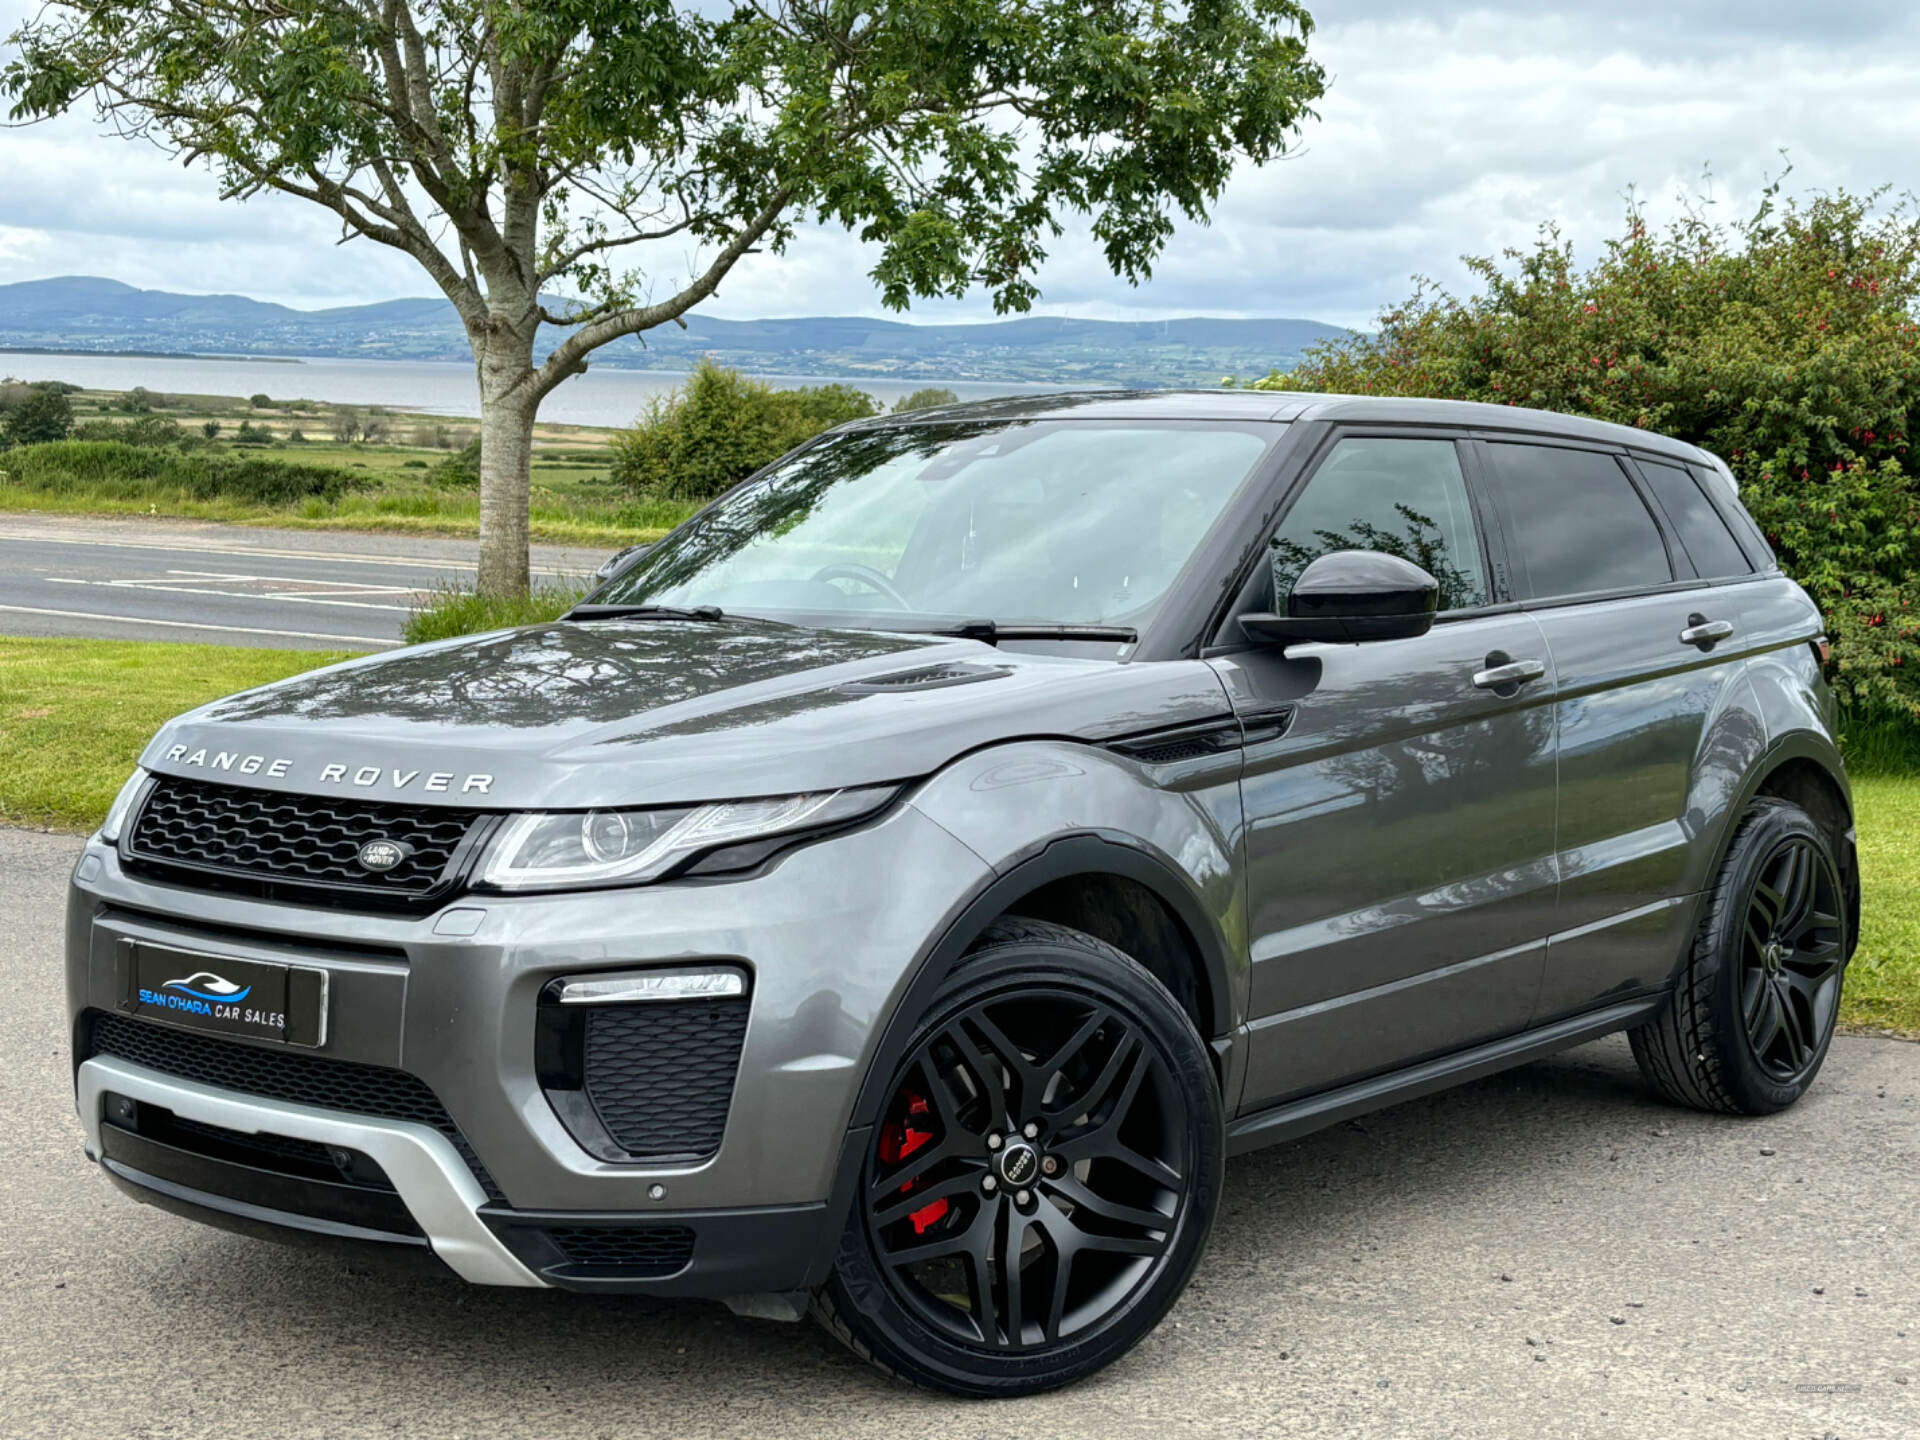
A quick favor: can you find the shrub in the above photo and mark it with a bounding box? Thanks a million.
[233,419,271,446]
[609,359,880,501]
[429,436,481,488]
[287,428,308,443]
[201,419,221,440]
[2,440,370,504]
[2,387,74,446]
[1255,184,1920,727]
[249,393,272,408]
[404,582,586,645]
[116,385,173,412]
[894,386,960,413]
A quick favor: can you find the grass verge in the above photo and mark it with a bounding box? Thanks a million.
[2,631,1915,1034]
[1842,774,1920,1034]
[0,474,693,547]
[0,637,356,830]
[403,583,587,644]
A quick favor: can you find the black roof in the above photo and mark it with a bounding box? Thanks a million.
[859,389,1715,466]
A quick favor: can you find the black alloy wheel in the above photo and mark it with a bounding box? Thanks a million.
[1737,832,1846,1083]
[1631,798,1851,1115]
[816,919,1222,1396]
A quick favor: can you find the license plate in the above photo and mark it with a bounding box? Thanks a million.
[121,940,328,1047]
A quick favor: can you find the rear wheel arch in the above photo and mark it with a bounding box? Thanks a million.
[1727,739,1858,958]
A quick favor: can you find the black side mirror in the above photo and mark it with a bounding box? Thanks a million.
[1238,550,1440,647]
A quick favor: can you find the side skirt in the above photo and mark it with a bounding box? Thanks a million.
[1224,994,1669,1157]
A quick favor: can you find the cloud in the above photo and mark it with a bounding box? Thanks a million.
[4,1,1919,328]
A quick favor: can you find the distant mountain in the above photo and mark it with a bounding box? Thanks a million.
[0,276,1349,386]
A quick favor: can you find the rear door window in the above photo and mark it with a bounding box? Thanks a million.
[1480,443,1672,600]
[1635,458,1753,580]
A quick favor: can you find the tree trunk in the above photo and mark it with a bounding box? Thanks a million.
[474,329,538,596]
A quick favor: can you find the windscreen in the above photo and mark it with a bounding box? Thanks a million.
[594,419,1275,631]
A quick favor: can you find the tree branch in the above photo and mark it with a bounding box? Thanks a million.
[528,187,794,400]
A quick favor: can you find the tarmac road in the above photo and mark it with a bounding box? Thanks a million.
[0,515,614,650]
[1,826,1914,1439]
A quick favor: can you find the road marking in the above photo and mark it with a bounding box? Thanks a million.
[161,569,415,596]
[0,602,396,647]
[0,526,589,575]
[45,577,414,613]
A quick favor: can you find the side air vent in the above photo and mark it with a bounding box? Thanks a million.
[1106,708,1294,765]
[837,663,1010,695]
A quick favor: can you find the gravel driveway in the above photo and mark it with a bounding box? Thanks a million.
[2,826,1913,1438]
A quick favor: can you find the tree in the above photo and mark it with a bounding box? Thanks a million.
[7,0,1325,593]
[201,419,221,440]
[1255,184,1920,725]
[609,360,878,500]
[0,386,73,446]
[894,387,961,413]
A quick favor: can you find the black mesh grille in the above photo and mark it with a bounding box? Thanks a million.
[544,1225,695,1274]
[125,775,485,907]
[1118,735,1222,765]
[584,1000,748,1161]
[84,1012,504,1201]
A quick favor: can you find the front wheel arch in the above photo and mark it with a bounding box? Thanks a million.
[844,835,1236,1137]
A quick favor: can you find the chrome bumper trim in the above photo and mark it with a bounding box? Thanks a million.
[77,1055,546,1288]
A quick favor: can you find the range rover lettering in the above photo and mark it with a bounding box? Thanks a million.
[67,392,1858,1396]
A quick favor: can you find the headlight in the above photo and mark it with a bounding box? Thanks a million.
[97,769,149,843]
[474,786,897,892]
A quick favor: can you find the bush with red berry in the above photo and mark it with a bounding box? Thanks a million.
[1255,183,1920,731]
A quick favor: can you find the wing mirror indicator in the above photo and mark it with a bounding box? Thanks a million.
[1238,550,1440,647]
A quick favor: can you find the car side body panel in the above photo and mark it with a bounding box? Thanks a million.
[1211,613,1561,1108]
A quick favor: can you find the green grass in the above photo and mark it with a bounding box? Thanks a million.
[0,384,698,545]
[1844,775,1920,1033]
[403,583,588,644]
[2,628,1916,1034]
[0,637,356,830]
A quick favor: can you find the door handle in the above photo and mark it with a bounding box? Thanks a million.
[1472,657,1547,691]
[1679,615,1734,649]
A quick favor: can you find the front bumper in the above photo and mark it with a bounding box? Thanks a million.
[67,803,992,1291]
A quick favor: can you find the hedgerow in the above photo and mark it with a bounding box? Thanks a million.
[1256,183,1920,728]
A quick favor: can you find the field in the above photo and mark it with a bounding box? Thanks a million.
[0,383,696,545]
[2,633,1914,1034]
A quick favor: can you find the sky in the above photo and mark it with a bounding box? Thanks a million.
[4,1,1919,330]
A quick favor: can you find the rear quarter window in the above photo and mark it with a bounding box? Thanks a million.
[1635,458,1753,579]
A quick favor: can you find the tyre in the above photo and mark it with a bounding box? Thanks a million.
[1630,798,1850,1115]
[815,918,1223,1396]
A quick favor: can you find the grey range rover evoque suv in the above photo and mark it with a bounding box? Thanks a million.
[67,391,1859,1396]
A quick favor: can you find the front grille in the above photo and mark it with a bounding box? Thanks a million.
[84,1012,504,1201]
[124,775,488,909]
[544,1225,695,1274]
[583,1000,748,1161]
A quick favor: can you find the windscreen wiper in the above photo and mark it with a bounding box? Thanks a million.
[565,603,730,622]
[565,603,797,628]
[930,620,1139,645]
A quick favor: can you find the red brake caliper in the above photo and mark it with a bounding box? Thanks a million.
[877,1092,951,1235]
